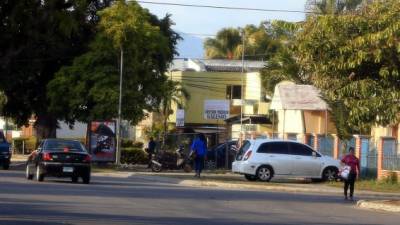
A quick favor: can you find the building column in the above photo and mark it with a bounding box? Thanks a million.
[354,135,361,159]
[333,134,340,159]
[377,137,384,180]
[313,133,319,151]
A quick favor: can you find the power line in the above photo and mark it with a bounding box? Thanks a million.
[136,1,315,14]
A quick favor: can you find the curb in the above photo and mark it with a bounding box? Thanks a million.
[357,200,400,213]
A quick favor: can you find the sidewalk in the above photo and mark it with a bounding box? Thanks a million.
[10,154,28,163]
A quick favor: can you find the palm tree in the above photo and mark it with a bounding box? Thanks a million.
[160,80,190,139]
[204,28,242,59]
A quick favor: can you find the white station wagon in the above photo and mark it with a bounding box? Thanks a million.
[232,139,340,182]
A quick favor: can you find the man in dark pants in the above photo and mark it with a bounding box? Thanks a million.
[341,147,360,200]
[147,137,156,168]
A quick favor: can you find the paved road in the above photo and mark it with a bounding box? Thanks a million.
[0,170,399,225]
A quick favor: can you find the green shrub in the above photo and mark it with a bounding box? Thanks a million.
[383,172,398,184]
[121,139,133,148]
[132,141,144,148]
[121,147,148,164]
[12,136,38,154]
[121,139,144,149]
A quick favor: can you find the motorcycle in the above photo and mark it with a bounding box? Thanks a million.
[151,145,192,173]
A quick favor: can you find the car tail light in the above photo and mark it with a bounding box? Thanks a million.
[83,155,91,163]
[43,153,52,161]
[243,150,252,161]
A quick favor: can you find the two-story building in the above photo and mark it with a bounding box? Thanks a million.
[134,58,273,143]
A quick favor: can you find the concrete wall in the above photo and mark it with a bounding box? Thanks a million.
[277,109,304,134]
[56,122,87,139]
[303,110,336,134]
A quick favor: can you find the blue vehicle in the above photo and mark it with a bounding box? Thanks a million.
[0,131,11,170]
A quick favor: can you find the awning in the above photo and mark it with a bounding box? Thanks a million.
[225,114,271,124]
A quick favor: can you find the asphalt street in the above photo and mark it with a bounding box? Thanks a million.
[0,169,399,225]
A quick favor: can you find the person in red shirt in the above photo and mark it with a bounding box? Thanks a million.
[341,147,360,200]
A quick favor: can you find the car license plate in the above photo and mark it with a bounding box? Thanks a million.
[63,167,74,173]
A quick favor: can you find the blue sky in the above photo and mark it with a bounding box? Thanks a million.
[138,0,308,36]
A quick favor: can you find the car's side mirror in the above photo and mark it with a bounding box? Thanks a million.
[312,151,317,158]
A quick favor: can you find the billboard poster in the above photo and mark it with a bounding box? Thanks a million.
[204,100,230,120]
[88,121,116,162]
[176,109,185,127]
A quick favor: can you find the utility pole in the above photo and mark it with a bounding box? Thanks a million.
[116,47,123,165]
[240,30,245,137]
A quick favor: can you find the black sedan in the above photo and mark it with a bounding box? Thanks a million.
[26,139,91,184]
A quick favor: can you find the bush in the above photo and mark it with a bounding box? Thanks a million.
[132,141,144,148]
[383,172,398,184]
[13,137,38,154]
[121,147,148,164]
[121,139,144,148]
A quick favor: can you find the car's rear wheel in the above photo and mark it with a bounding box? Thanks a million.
[257,166,273,182]
[322,167,338,181]
[244,174,258,181]
[82,174,90,184]
[26,164,33,180]
[71,176,79,183]
[3,161,10,170]
[35,165,44,182]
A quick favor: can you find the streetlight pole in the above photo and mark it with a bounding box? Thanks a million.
[116,47,123,165]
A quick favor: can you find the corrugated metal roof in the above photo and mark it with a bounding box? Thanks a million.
[271,83,328,110]
[169,58,266,72]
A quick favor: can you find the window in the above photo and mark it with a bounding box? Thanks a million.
[257,142,289,154]
[226,85,242,100]
[289,143,314,156]
[236,141,251,160]
[44,140,85,152]
[0,131,5,143]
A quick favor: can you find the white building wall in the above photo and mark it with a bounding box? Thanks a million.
[56,121,87,139]
[277,110,304,135]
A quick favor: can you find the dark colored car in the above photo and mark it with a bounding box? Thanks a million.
[0,131,11,170]
[25,139,91,184]
[206,140,238,168]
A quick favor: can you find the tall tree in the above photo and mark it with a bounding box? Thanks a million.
[47,1,180,127]
[0,0,111,138]
[261,21,304,95]
[305,0,364,15]
[296,0,400,136]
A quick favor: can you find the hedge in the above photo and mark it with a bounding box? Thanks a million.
[120,147,148,165]
[121,139,144,148]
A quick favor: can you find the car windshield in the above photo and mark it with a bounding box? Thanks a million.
[44,140,86,152]
[236,141,251,161]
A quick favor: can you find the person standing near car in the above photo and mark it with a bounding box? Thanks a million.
[147,137,156,168]
[191,133,207,178]
[341,147,360,200]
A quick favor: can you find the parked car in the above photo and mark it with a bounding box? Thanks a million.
[232,139,340,182]
[0,131,11,170]
[206,140,237,169]
[25,139,91,184]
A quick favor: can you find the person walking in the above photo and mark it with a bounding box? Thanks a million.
[341,147,360,200]
[147,137,156,168]
[191,133,207,178]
